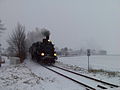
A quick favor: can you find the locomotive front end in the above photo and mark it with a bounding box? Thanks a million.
[40,52,57,64]
[36,38,57,64]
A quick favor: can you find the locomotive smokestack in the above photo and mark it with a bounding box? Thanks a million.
[46,36,49,40]
[41,28,50,40]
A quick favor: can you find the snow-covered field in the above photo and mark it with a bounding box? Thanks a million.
[58,55,120,72]
[0,55,120,90]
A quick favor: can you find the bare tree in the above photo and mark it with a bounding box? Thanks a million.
[0,20,6,66]
[7,23,26,63]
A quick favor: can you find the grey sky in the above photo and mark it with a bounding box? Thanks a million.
[0,0,120,54]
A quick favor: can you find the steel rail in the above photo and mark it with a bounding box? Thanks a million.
[42,65,96,90]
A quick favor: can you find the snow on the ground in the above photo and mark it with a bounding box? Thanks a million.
[58,55,120,72]
[56,61,120,87]
[0,64,44,90]
[57,55,120,86]
[0,56,85,90]
[0,55,120,90]
[25,58,85,90]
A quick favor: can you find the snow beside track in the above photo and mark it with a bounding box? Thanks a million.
[0,64,44,90]
[25,58,85,90]
[0,56,85,90]
[0,56,120,90]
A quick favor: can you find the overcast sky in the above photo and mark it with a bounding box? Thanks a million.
[0,0,120,54]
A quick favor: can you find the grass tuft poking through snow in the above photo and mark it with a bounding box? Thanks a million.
[88,68,120,77]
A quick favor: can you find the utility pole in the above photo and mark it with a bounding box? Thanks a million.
[87,49,91,71]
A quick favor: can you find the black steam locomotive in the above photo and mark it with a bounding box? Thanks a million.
[29,36,57,64]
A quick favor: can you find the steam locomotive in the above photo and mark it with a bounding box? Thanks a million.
[29,36,57,64]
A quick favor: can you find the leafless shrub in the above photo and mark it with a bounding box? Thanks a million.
[89,68,120,77]
[7,23,26,63]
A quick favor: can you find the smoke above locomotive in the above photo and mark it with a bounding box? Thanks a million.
[26,28,51,48]
[41,28,50,40]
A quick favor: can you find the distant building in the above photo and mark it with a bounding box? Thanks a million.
[90,49,107,55]
[98,50,107,55]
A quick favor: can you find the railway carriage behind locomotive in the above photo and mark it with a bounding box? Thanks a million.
[29,35,57,64]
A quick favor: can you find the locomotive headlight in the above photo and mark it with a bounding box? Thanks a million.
[48,40,51,42]
[41,53,45,56]
[54,53,57,56]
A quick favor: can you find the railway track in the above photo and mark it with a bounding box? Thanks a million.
[42,65,119,90]
[53,65,119,88]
